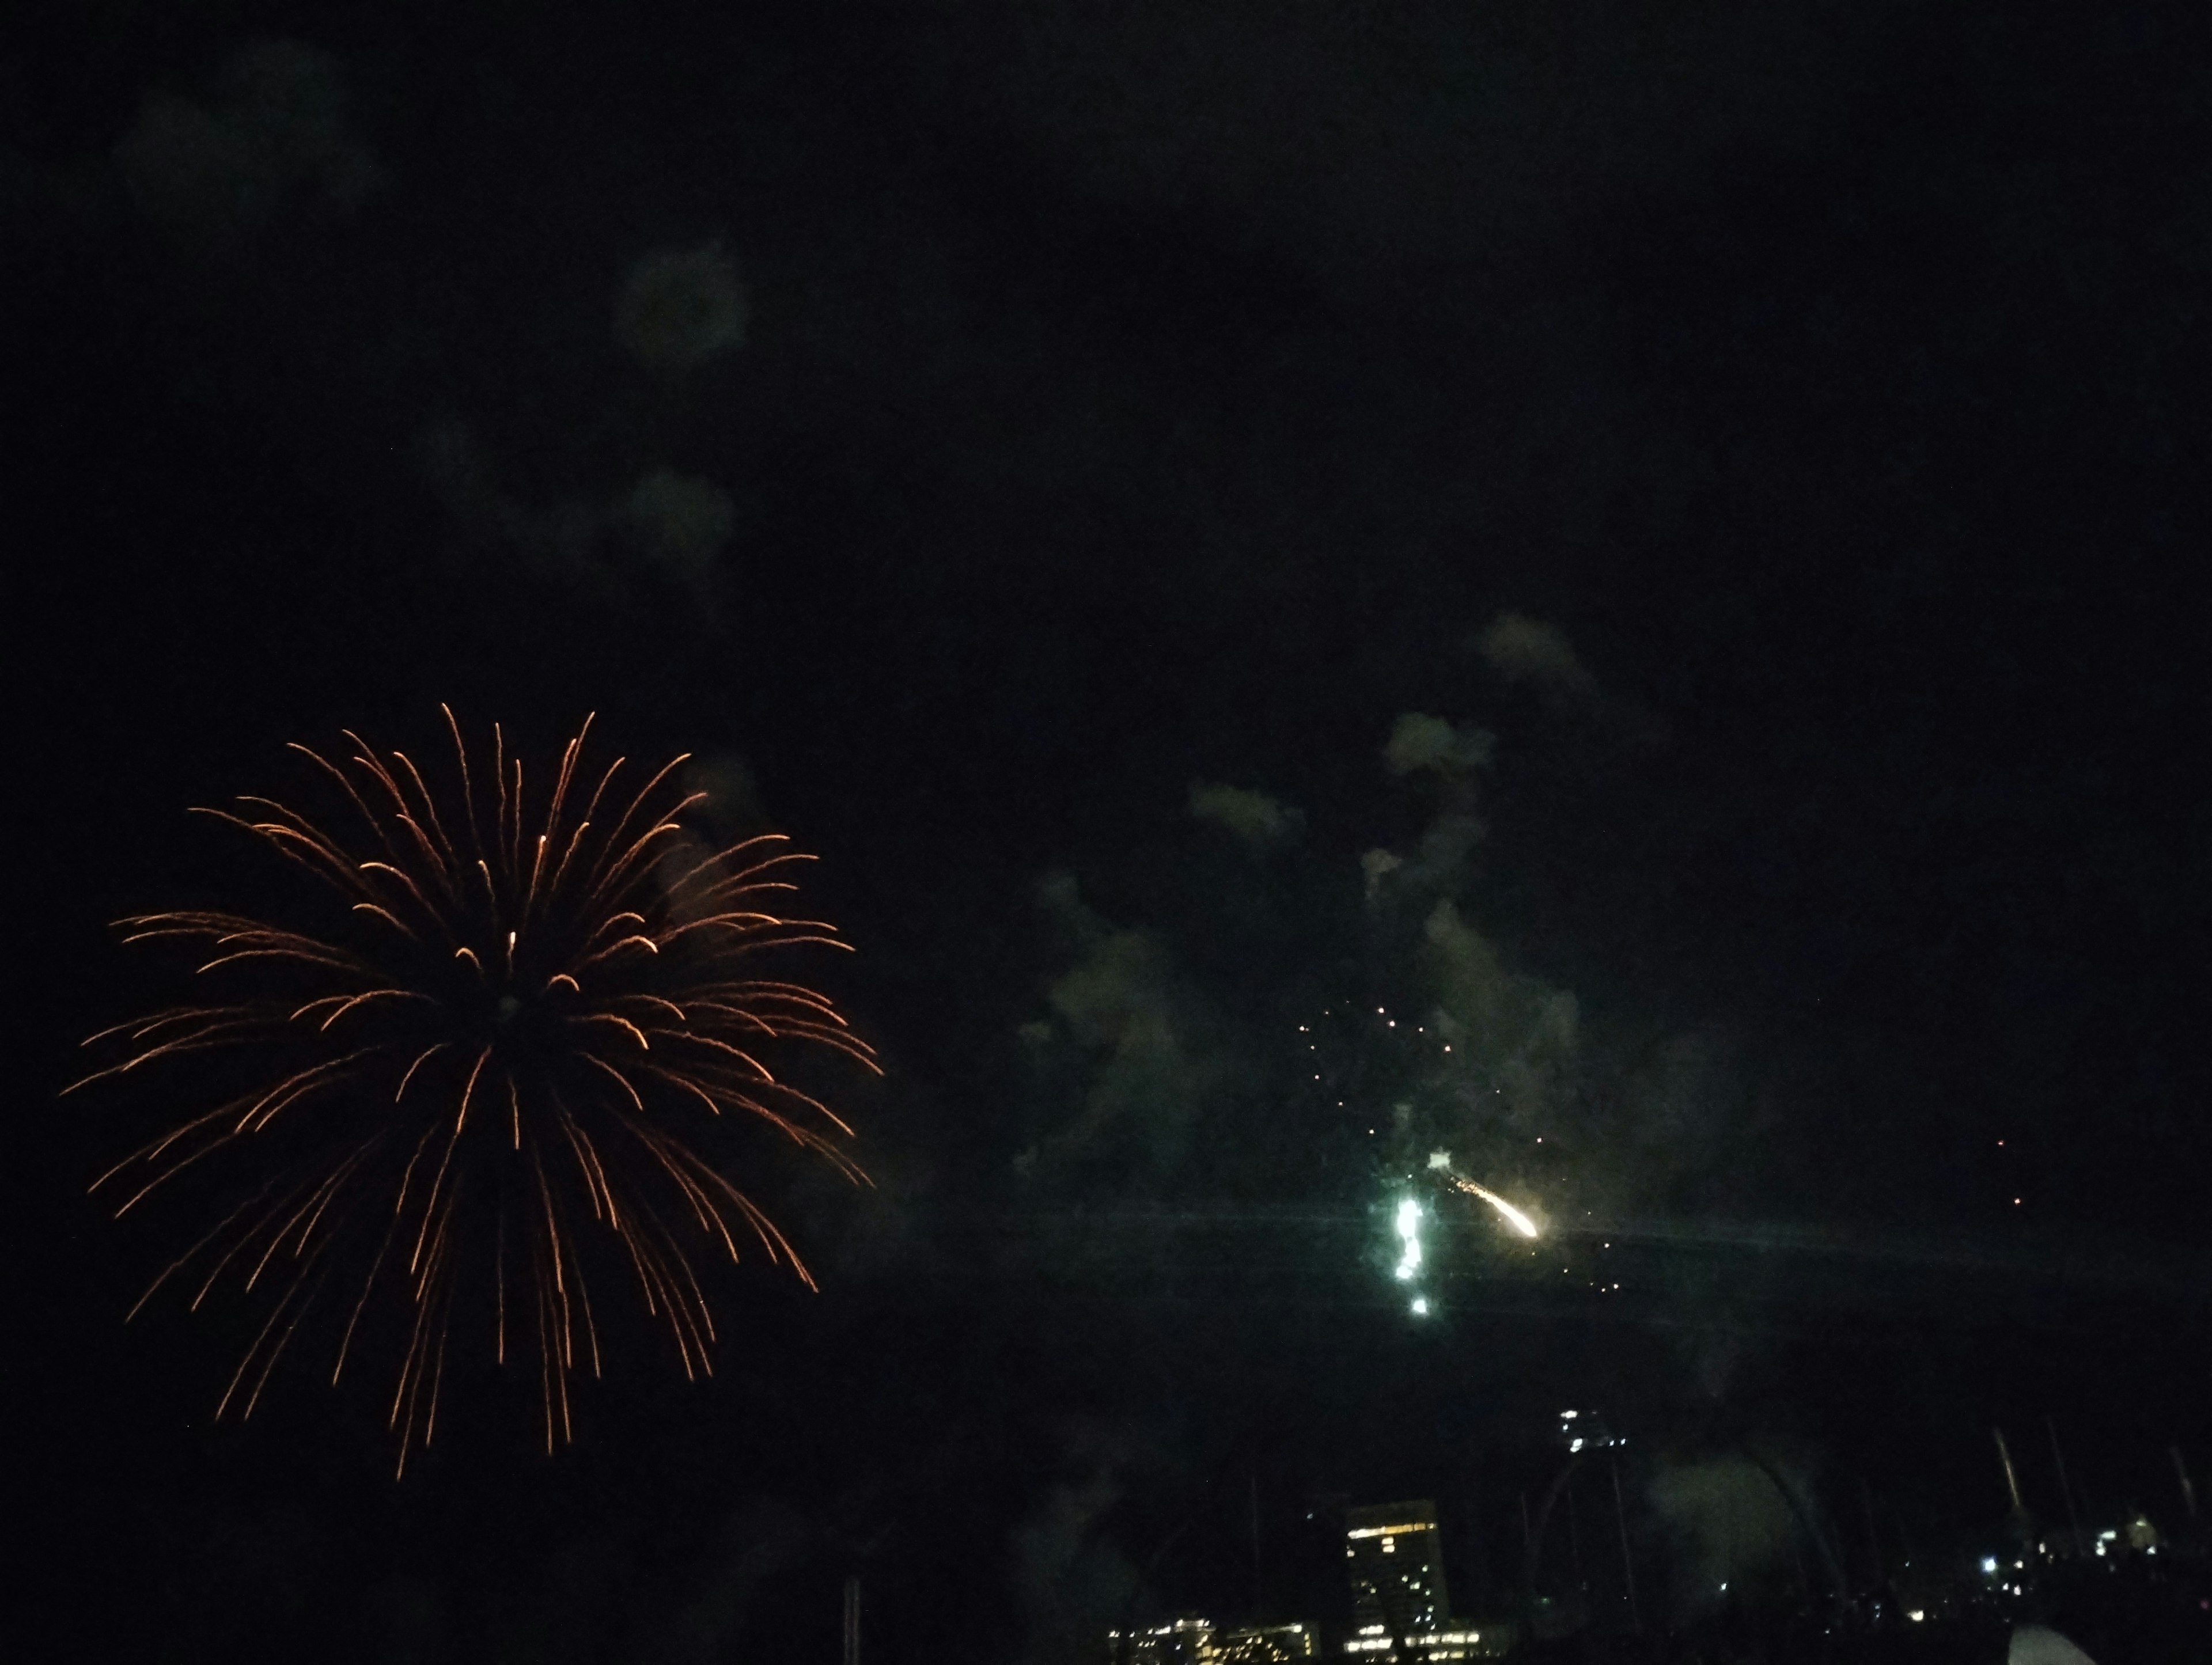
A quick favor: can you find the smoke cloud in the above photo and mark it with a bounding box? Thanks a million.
[1365,714,1493,903]
[634,1500,812,1665]
[622,468,737,583]
[1009,1424,1147,1665]
[113,40,381,251]
[1476,612,1597,706]
[1383,712,1495,779]
[1647,1455,1803,1618]
[420,417,737,606]
[614,243,749,374]
[1187,781,1304,849]
[1422,899,1580,1133]
[1017,875,1225,1184]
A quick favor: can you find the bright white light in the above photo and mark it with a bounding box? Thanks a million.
[1907,1610,1925,1623]
[1427,1150,1453,1171]
[1410,1297,1430,1316]
[1980,1556,1999,1575]
[1393,1199,1423,1280]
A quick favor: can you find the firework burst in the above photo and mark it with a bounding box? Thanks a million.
[70,710,877,1469]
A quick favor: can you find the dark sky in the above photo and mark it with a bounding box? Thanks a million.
[6,3,2210,1660]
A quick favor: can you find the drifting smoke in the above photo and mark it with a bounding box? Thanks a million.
[1647,1455,1804,1618]
[1365,714,1493,903]
[683,753,771,840]
[1422,899,1579,1130]
[417,414,601,577]
[1384,712,1494,779]
[650,752,771,927]
[1017,876,1224,1184]
[1010,1424,1149,1665]
[1476,613,1597,706]
[419,416,736,605]
[622,467,738,582]
[1187,781,1304,849]
[635,1500,812,1665]
[615,243,749,373]
[113,40,381,250]
[1479,611,1669,746]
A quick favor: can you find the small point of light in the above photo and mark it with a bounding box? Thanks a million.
[1410,1297,1430,1316]
[1981,1556,1999,1575]
[1907,1610,1925,1624]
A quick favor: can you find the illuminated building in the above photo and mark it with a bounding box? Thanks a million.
[1107,1620,1316,1665]
[1342,1503,1508,1661]
[1210,1624,1317,1664]
[1108,1618,1215,1665]
[1212,1627,1309,1663]
[1345,1501,1450,1639]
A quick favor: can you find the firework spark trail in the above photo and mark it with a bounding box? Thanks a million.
[1449,1176,1542,1239]
[1423,1152,1541,1239]
[69,710,877,1470]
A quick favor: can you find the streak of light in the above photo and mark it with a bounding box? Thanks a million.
[1449,1177,1541,1239]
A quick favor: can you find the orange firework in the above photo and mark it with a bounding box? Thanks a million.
[70,710,877,1470]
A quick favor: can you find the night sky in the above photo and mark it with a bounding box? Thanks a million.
[7,4,2209,1660]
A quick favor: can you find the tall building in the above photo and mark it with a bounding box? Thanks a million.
[1345,1501,1451,1637]
[1343,1502,1505,1662]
